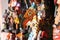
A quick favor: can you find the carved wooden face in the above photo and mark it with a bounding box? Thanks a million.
[24,9,36,19]
[28,11,32,16]
[23,9,36,29]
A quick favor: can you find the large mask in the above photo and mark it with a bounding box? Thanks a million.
[24,9,36,19]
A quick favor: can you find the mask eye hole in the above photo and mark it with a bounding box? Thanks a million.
[29,12,31,14]
[28,12,32,16]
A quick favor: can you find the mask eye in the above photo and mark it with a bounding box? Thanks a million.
[28,12,32,16]
[29,12,31,14]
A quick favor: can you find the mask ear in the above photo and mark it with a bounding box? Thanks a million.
[24,9,32,18]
